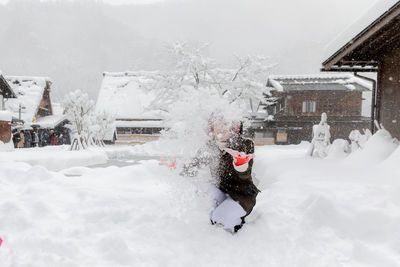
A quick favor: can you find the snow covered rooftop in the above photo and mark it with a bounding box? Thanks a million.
[323,0,400,68]
[4,76,51,123]
[34,115,68,129]
[96,71,166,120]
[0,110,12,122]
[267,74,372,92]
[0,75,16,99]
[115,120,169,128]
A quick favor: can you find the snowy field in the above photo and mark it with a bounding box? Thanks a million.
[1,131,400,267]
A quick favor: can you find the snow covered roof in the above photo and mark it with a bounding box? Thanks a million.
[96,71,166,120]
[115,119,168,128]
[0,110,12,122]
[0,75,16,99]
[267,74,372,92]
[4,76,51,123]
[34,115,68,129]
[323,0,400,71]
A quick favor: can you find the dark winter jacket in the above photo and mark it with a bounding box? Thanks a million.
[216,136,259,215]
[182,135,259,216]
[12,133,21,143]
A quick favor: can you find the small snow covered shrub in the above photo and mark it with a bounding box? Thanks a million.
[63,90,115,150]
[349,129,372,152]
[327,139,350,159]
[347,129,399,164]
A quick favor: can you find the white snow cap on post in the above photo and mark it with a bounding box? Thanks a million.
[0,110,12,122]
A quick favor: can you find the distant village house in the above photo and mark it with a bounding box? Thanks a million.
[4,76,70,147]
[250,74,372,145]
[96,72,167,145]
[0,73,16,144]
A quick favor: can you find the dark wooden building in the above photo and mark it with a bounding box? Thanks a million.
[0,74,16,144]
[322,0,400,138]
[250,75,372,145]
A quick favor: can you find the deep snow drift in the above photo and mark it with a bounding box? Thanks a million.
[1,131,400,266]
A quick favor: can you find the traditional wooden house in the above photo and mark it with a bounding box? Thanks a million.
[322,0,400,138]
[0,73,16,144]
[250,74,372,145]
[96,71,168,145]
[4,76,70,147]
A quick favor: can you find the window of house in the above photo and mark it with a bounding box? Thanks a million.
[276,129,288,143]
[117,128,131,135]
[255,131,274,138]
[131,128,142,134]
[302,101,316,113]
[142,128,153,135]
[152,128,162,135]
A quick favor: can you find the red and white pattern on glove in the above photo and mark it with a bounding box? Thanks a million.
[223,148,255,166]
[159,157,177,170]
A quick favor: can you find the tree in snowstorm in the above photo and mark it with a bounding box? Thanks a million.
[63,89,94,150]
[90,110,116,147]
[144,43,275,113]
[139,43,276,156]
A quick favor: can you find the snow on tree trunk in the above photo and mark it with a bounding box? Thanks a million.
[63,90,94,151]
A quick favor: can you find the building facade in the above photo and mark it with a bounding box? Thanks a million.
[0,74,16,144]
[250,75,372,145]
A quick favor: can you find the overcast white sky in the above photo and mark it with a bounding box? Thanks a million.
[0,0,382,98]
[0,0,169,4]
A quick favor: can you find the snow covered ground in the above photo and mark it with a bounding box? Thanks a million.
[1,132,400,267]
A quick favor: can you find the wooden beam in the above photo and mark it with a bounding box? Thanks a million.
[320,67,378,72]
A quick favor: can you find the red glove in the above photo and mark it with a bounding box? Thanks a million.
[224,148,255,166]
[159,157,177,170]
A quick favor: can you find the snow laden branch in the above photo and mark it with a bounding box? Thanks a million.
[141,43,276,115]
[138,43,276,156]
[63,90,115,150]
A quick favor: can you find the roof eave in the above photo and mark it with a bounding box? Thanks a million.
[322,1,400,71]
[320,66,378,73]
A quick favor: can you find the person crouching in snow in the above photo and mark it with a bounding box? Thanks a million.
[182,115,260,232]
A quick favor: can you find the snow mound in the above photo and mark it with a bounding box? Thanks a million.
[347,129,398,164]
[0,140,13,152]
[327,139,350,159]
[1,140,400,265]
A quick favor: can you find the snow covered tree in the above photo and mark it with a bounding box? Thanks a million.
[137,43,275,156]
[142,43,274,114]
[90,110,116,147]
[63,89,94,150]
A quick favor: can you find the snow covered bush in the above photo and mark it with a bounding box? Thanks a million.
[347,128,399,164]
[90,111,116,147]
[63,90,115,150]
[349,129,372,152]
